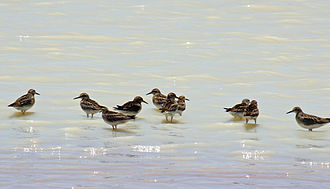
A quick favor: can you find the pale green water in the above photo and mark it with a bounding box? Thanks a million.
[1,0,330,188]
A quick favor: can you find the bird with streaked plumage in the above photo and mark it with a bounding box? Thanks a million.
[8,89,40,114]
[224,99,250,119]
[160,92,178,122]
[101,106,135,130]
[176,96,189,116]
[243,100,259,124]
[114,96,148,118]
[74,93,102,118]
[146,88,167,109]
[287,107,330,131]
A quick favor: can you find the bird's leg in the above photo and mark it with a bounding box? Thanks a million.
[309,128,312,131]
[115,125,117,130]
[112,125,115,130]
[91,114,94,118]
[170,115,173,122]
[254,118,257,124]
[245,119,248,124]
[86,113,89,118]
[165,114,168,121]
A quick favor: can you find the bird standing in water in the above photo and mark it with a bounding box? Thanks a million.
[160,92,178,122]
[287,107,330,131]
[243,100,259,124]
[101,106,135,130]
[74,93,102,118]
[176,95,189,116]
[114,96,148,118]
[8,89,40,114]
[146,88,167,109]
[224,99,250,119]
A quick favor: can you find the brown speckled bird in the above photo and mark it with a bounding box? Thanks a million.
[160,92,178,122]
[224,99,250,118]
[114,96,148,117]
[101,106,135,130]
[8,89,40,113]
[74,93,102,118]
[287,107,330,131]
[243,100,259,124]
[146,88,167,109]
[177,96,189,116]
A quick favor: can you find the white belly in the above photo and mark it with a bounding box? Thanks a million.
[296,118,325,130]
[230,112,243,118]
[15,104,33,111]
[164,111,176,117]
[105,119,128,126]
[153,102,163,109]
[83,109,101,115]
[116,109,140,116]
[176,110,183,116]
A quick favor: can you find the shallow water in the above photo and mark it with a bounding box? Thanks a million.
[1,0,330,188]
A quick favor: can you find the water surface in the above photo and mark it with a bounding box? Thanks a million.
[1,0,330,188]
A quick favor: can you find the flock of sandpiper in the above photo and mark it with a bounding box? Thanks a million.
[8,89,330,131]
[7,88,189,130]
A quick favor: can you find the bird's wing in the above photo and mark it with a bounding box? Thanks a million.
[160,100,172,112]
[82,99,102,110]
[231,103,246,112]
[159,93,166,98]
[154,95,167,104]
[119,101,141,112]
[249,108,259,117]
[12,94,33,107]
[178,102,186,111]
[243,106,258,117]
[168,103,178,112]
[301,114,330,125]
[104,112,132,121]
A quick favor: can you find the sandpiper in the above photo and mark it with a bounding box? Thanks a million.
[160,92,178,122]
[113,96,148,117]
[101,106,134,130]
[8,89,40,114]
[177,96,189,116]
[243,100,259,124]
[224,99,250,118]
[146,88,167,109]
[73,93,102,118]
[287,107,330,131]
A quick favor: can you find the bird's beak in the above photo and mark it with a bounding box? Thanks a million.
[35,92,40,95]
[286,110,294,114]
[146,91,152,95]
[186,98,190,101]
[73,96,81,100]
[142,100,148,104]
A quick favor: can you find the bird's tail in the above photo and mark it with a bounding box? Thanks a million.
[8,103,15,107]
[326,118,330,122]
[224,108,231,112]
[113,105,122,110]
[128,115,136,119]
[99,105,107,110]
